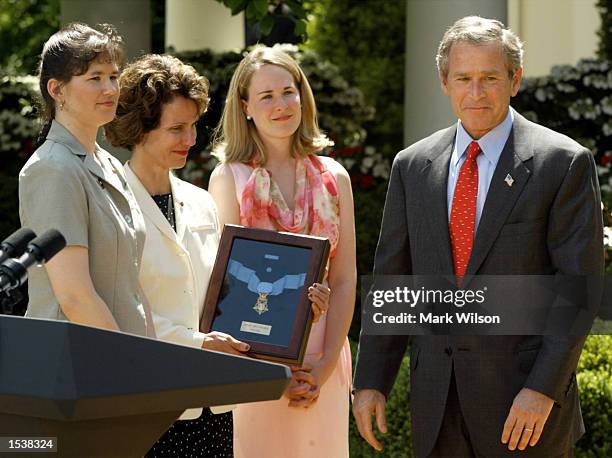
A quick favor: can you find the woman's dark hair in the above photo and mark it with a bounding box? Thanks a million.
[105,54,209,150]
[34,22,125,148]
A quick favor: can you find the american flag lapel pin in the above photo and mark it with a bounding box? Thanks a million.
[504,173,514,187]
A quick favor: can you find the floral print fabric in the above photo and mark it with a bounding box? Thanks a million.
[240,155,340,257]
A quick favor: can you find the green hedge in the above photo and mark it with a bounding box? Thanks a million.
[575,334,612,457]
[0,73,39,315]
[511,59,612,273]
[347,335,612,457]
[597,0,612,61]
[0,0,60,75]
[306,0,405,161]
[348,340,412,458]
[0,73,39,240]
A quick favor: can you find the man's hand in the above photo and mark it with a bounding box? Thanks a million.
[352,389,387,451]
[501,387,554,451]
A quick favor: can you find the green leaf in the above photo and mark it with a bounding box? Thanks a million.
[260,14,275,36]
[286,0,306,19]
[252,0,269,17]
[294,18,307,36]
[245,0,257,20]
[224,0,248,15]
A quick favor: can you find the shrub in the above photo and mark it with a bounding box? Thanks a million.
[575,335,612,457]
[512,59,612,272]
[349,181,385,340]
[513,60,611,187]
[306,0,406,161]
[0,0,60,74]
[347,335,612,457]
[348,339,412,457]
[0,73,39,239]
[597,0,612,61]
[0,72,39,315]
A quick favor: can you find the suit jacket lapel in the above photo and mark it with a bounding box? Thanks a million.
[83,152,125,194]
[125,163,183,248]
[465,113,534,278]
[170,174,188,242]
[47,120,126,195]
[422,126,456,274]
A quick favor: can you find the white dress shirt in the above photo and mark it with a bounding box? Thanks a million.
[447,108,514,233]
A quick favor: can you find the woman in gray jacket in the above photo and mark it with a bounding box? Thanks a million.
[19,23,154,337]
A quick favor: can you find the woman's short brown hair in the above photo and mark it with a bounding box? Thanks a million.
[105,54,209,150]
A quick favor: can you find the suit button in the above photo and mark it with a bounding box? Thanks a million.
[445,347,453,356]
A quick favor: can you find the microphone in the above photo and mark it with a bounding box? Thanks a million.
[0,229,67,293]
[0,228,36,264]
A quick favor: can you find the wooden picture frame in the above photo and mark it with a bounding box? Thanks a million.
[200,225,330,366]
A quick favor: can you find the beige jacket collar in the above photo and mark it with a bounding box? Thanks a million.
[124,162,188,250]
[46,120,125,193]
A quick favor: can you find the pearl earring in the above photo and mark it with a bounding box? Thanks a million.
[59,101,65,111]
[246,115,252,120]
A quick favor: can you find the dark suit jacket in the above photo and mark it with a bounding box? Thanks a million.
[353,110,604,457]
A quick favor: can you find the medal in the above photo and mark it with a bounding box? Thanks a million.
[254,293,270,315]
[227,259,306,315]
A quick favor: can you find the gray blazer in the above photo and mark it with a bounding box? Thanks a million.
[19,120,149,336]
[354,111,604,457]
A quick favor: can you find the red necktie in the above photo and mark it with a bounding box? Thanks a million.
[450,141,481,279]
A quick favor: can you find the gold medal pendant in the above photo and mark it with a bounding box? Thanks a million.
[253,292,269,315]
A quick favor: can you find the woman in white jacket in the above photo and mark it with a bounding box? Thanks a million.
[105,53,246,457]
[105,54,330,458]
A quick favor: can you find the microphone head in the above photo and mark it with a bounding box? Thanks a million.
[27,229,67,263]
[1,227,36,254]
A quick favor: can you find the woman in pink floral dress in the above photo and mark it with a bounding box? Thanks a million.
[209,46,356,458]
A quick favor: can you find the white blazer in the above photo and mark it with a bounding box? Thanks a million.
[125,163,222,419]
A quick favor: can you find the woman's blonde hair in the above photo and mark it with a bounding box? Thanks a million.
[212,46,332,164]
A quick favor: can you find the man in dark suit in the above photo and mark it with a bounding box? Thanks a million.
[352,16,603,457]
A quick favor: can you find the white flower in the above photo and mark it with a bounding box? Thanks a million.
[555,83,576,93]
[568,106,580,120]
[551,64,580,81]
[601,96,612,116]
[535,88,547,102]
[568,98,601,120]
[373,162,390,179]
[274,43,299,54]
[604,226,612,248]
[583,74,609,89]
[343,158,356,169]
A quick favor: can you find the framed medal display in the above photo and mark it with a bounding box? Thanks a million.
[200,225,331,365]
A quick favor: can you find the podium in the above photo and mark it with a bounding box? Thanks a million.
[0,315,291,457]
